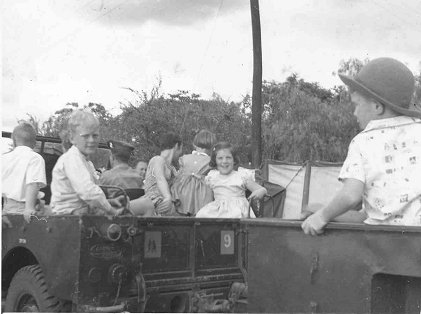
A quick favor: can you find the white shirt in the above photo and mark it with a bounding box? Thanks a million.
[339,116,421,226]
[2,146,46,202]
[50,145,112,214]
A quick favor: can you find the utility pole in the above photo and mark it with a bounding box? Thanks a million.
[250,0,262,168]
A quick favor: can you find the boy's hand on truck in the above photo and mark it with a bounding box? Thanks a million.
[2,215,13,228]
[301,211,328,236]
[108,195,128,208]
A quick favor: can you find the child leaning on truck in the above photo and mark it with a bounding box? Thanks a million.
[302,58,421,235]
[50,110,123,216]
[2,122,47,219]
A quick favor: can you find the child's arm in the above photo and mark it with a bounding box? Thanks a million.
[64,156,116,215]
[245,180,267,201]
[153,159,173,207]
[25,154,46,216]
[301,178,364,236]
[23,183,40,221]
[25,183,39,212]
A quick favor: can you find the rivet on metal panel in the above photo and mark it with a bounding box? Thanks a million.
[310,301,318,313]
[310,253,319,284]
[127,226,138,236]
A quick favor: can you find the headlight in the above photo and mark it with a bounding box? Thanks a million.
[106,224,122,241]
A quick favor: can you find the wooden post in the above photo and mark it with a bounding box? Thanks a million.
[250,0,262,168]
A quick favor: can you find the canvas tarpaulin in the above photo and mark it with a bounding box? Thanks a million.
[262,160,343,219]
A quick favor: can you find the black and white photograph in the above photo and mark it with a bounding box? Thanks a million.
[2,0,421,312]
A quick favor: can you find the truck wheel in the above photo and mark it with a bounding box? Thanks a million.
[5,265,62,312]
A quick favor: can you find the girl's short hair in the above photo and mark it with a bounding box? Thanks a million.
[159,132,182,151]
[209,141,240,169]
[68,110,99,136]
[193,129,216,151]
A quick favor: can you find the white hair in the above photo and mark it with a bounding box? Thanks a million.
[68,109,99,135]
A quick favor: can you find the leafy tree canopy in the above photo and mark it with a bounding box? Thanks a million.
[23,58,420,165]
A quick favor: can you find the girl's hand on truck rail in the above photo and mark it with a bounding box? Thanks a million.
[247,187,267,201]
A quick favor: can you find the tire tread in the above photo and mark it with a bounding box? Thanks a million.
[5,264,63,312]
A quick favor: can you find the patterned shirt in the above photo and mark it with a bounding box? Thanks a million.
[50,145,112,214]
[339,116,421,226]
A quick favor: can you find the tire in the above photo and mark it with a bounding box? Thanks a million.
[5,265,62,312]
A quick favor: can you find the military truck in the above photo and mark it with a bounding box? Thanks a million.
[2,215,247,312]
[1,132,247,312]
[4,132,420,313]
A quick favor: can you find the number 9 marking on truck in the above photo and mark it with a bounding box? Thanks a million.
[220,231,234,255]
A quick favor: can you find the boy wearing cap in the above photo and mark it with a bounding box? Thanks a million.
[2,122,46,218]
[99,140,143,189]
[302,58,421,235]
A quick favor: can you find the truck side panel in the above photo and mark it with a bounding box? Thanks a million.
[245,219,421,314]
[2,215,81,301]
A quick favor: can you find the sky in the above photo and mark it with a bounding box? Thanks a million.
[2,0,421,132]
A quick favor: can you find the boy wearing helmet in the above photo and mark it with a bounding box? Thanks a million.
[302,58,421,235]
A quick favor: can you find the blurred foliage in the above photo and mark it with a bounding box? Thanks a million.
[42,102,113,139]
[113,89,251,164]
[258,74,358,162]
[32,58,421,165]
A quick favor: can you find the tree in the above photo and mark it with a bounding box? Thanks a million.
[115,89,252,163]
[336,57,370,77]
[21,114,42,134]
[41,102,114,141]
[34,59,420,165]
[255,75,359,162]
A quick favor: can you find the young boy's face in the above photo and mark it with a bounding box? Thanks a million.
[136,162,148,179]
[351,92,378,130]
[71,123,100,156]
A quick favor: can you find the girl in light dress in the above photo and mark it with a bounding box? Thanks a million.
[196,142,267,218]
[171,130,216,216]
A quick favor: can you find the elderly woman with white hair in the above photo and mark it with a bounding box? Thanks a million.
[50,109,122,215]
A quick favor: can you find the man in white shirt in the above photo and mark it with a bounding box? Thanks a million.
[302,58,421,235]
[2,122,46,217]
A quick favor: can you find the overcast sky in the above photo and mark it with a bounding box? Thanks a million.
[2,0,421,131]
